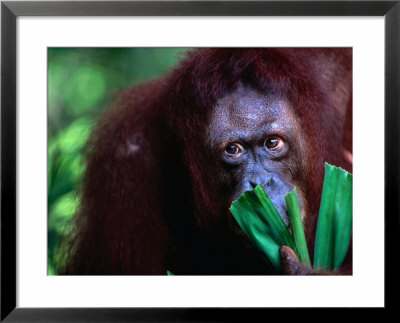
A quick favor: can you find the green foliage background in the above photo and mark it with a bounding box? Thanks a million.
[48,48,189,274]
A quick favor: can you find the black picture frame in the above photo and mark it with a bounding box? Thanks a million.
[1,1,399,321]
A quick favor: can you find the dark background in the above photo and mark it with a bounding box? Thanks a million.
[48,48,190,274]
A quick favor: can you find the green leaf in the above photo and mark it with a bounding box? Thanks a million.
[167,271,174,276]
[230,185,297,273]
[313,163,353,271]
[285,188,311,268]
[332,168,353,270]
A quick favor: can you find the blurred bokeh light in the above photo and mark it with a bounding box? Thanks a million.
[48,48,189,274]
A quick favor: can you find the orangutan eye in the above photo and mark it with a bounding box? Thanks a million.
[224,143,244,157]
[265,137,284,151]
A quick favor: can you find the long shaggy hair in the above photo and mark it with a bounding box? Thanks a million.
[58,48,352,275]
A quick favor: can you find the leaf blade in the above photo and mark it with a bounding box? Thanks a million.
[314,163,338,271]
[332,169,353,269]
[285,188,311,268]
[314,163,352,272]
[230,185,296,273]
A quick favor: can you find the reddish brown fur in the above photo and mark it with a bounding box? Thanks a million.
[59,48,352,275]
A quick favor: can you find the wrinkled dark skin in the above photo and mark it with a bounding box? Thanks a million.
[207,85,333,275]
[280,246,314,275]
[207,85,307,227]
